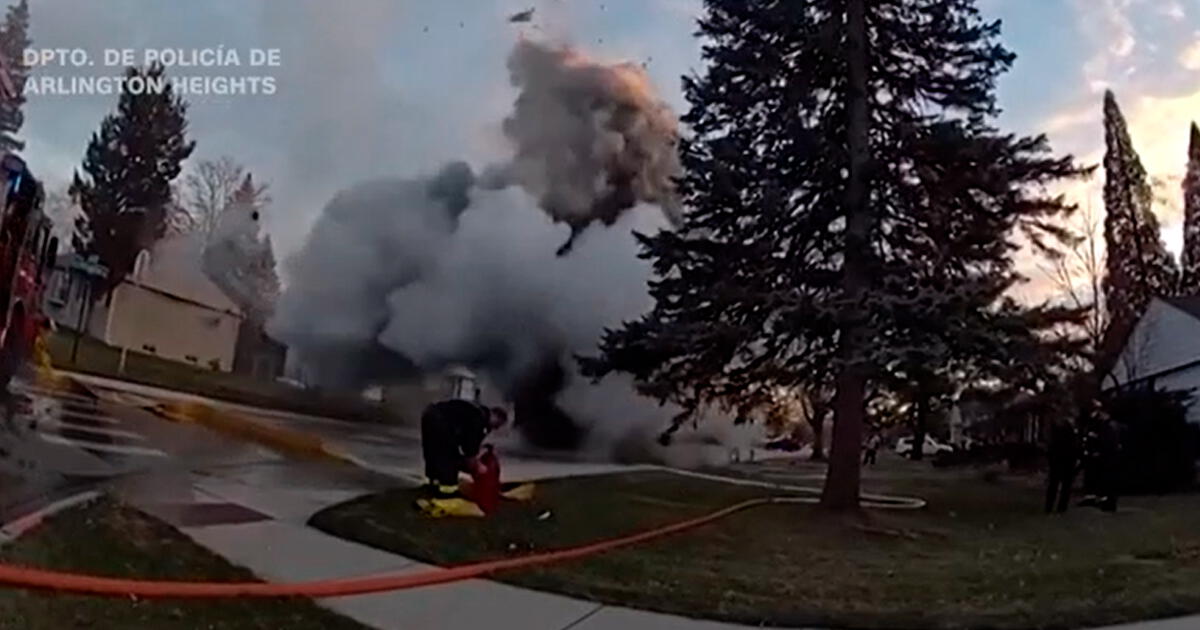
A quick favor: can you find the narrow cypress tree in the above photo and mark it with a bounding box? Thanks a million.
[1100,91,1178,366]
[1180,123,1200,294]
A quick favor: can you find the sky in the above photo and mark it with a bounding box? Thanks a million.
[13,0,1200,291]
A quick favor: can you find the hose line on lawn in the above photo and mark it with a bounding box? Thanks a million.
[0,494,920,599]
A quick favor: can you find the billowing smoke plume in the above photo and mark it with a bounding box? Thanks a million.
[202,193,280,322]
[484,40,683,256]
[268,163,476,388]
[269,41,710,456]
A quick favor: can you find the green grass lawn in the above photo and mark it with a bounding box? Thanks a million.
[310,462,1200,630]
[0,496,368,630]
[45,331,390,424]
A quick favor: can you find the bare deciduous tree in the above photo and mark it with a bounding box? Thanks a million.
[183,157,269,240]
[163,181,195,237]
[1043,191,1107,369]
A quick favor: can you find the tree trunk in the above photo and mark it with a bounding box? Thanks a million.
[809,406,826,461]
[825,367,866,509]
[821,0,871,511]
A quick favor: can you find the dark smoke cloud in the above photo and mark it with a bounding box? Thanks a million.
[483,40,683,255]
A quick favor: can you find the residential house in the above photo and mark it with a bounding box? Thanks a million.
[383,365,509,424]
[45,233,243,372]
[951,387,1046,444]
[43,253,106,333]
[232,320,286,380]
[1106,295,1200,424]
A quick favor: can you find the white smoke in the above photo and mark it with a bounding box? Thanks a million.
[268,40,720,456]
[267,166,469,387]
[202,195,278,321]
[378,187,663,382]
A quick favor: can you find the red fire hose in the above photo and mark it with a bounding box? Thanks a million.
[0,496,799,599]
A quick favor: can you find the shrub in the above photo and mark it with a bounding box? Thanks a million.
[1102,387,1198,494]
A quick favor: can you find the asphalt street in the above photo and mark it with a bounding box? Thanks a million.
[0,372,397,525]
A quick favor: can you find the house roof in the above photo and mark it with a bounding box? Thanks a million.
[1164,295,1200,322]
[1103,295,1200,390]
[1098,296,1200,382]
[134,233,240,316]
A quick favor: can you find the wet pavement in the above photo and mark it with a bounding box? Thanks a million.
[0,372,397,527]
[0,377,144,522]
[54,370,771,485]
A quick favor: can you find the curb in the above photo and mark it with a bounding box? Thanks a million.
[65,371,384,474]
[152,400,352,465]
[0,490,102,544]
[27,368,98,401]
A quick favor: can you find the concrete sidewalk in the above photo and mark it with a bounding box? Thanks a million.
[146,468,1196,630]
[173,499,809,630]
[155,469,1200,628]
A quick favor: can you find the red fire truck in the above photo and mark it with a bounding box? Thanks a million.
[0,153,57,389]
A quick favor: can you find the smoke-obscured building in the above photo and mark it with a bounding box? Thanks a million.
[232,320,287,380]
[382,365,509,424]
[46,233,243,371]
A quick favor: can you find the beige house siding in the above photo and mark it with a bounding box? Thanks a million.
[93,282,241,371]
[47,233,247,373]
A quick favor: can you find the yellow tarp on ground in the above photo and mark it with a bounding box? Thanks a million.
[501,483,535,502]
[416,497,486,518]
[415,482,536,519]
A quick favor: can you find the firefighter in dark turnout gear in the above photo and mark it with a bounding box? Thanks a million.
[420,399,507,497]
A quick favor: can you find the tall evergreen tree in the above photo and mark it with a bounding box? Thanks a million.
[1100,91,1178,368]
[1180,123,1200,294]
[581,0,1083,509]
[72,63,195,293]
[0,0,30,152]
